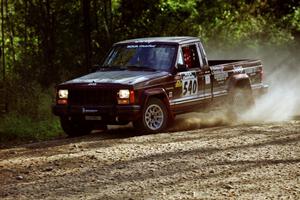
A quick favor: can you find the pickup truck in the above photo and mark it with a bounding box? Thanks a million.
[52,37,268,136]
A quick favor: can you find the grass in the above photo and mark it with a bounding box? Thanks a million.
[0,113,62,143]
[0,85,64,144]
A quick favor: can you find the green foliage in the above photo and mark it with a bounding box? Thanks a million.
[0,84,62,142]
[194,0,297,51]
[0,113,61,142]
[4,78,53,118]
[0,0,299,86]
[283,7,300,32]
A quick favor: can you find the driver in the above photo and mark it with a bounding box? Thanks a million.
[129,47,155,67]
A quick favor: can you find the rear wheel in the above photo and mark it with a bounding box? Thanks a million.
[60,117,92,137]
[227,87,254,119]
[133,98,168,133]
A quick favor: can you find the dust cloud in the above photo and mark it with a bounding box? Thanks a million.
[169,110,230,132]
[241,67,300,122]
[171,47,300,131]
[241,47,300,122]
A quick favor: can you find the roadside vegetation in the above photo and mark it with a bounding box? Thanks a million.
[0,86,61,143]
[0,0,299,142]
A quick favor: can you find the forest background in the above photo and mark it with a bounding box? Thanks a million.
[0,0,299,141]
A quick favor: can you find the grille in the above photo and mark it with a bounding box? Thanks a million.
[68,89,116,106]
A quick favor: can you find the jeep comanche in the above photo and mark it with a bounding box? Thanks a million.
[53,37,268,136]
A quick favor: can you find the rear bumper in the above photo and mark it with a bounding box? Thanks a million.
[252,83,268,96]
[52,104,141,123]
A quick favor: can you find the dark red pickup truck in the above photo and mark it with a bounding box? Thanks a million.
[53,37,268,136]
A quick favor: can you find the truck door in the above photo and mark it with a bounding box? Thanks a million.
[170,43,206,112]
[197,42,213,101]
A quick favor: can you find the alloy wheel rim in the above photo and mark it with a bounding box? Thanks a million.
[144,104,164,130]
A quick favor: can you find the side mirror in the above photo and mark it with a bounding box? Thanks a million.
[177,63,188,72]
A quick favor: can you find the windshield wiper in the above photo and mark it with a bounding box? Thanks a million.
[126,65,156,71]
[101,65,126,70]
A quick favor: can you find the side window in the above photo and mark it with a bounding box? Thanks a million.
[177,49,184,65]
[181,44,201,69]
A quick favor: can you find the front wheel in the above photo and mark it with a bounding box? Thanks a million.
[60,117,92,137]
[133,98,169,133]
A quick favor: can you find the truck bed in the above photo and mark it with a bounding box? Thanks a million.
[208,59,260,67]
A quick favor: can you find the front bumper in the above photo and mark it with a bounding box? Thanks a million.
[52,104,141,123]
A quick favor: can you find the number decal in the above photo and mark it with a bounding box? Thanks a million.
[192,79,197,93]
[180,71,198,97]
[183,81,188,96]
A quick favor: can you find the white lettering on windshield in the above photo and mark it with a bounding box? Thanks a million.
[127,44,156,48]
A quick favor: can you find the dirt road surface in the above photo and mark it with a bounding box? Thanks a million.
[0,117,300,199]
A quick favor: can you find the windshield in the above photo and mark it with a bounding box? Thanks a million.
[103,44,176,71]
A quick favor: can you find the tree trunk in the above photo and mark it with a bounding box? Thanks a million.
[82,0,91,72]
[1,0,7,112]
[24,0,28,54]
[103,0,112,46]
[1,0,5,82]
[46,0,55,80]
[5,0,16,67]
[39,0,56,86]
[93,0,100,36]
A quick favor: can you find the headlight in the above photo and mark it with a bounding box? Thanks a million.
[118,89,135,104]
[118,89,130,99]
[58,89,68,99]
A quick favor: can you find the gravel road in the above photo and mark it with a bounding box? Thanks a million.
[0,115,299,199]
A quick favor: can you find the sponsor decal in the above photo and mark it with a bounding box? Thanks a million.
[127,44,156,48]
[180,71,197,80]
[205,75,211,84]
[211,65,229,82]
[244,67,258,74]
[214,72,228,81]
[233,66,244,73]
[175,80,182,88]
[211,66,224,74]
[82,108,98,114]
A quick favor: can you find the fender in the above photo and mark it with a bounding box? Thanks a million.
[140,88,174,120]
[227,73,251,92]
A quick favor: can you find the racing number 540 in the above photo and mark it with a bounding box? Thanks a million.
[183,79,197,96]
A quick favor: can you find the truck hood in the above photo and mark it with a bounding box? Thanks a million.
[63,70,170,85]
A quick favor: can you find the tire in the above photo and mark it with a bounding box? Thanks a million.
[133,98,169,133]
[227,87,254,119]
[60,117,92,137]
